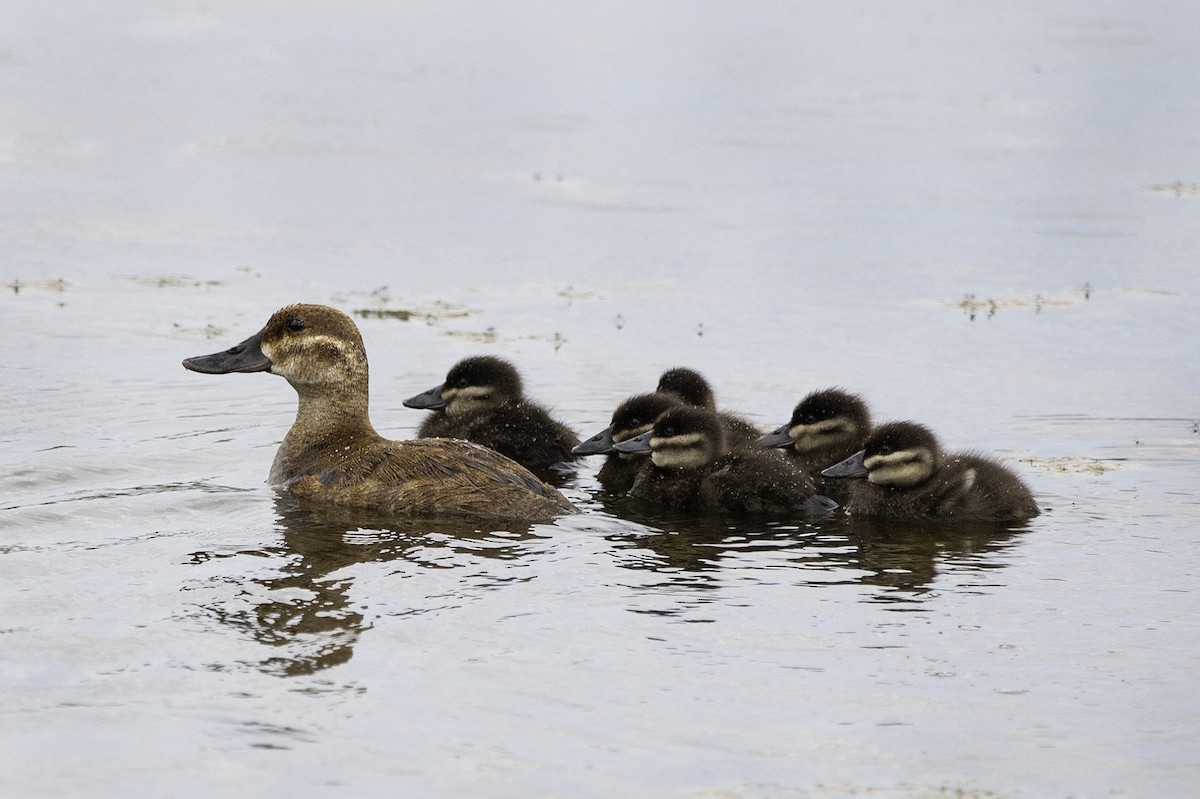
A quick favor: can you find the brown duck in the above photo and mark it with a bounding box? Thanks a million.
[182,304,575,522]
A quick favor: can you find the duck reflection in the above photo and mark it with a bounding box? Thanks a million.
[186,498,541,677]
[599,494,1030,608]
[843,515,1030,605]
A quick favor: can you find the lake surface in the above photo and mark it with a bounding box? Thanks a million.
[2,3,1198,797]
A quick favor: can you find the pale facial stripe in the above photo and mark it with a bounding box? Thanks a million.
[863,448,935,487]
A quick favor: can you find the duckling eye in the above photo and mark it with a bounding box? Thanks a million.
[628,417,641,427]
[661,425,676,436]
[878,444,892,455]
[286,318,305,332]
[455,377,469,388]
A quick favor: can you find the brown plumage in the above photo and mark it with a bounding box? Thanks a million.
[822,420,1039,522]
[183,304,574,522]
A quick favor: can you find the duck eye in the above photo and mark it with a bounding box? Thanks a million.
[878,445,892,455]
[628,417,640,427]
[455,377,469,388]
[286,318,305,332]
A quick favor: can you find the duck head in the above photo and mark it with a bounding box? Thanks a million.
[655,367,716,410]
[572,392,681,456]
[759,388,871,452]
[404,355,523,417]
[613,405,729,470]
[183,304,368,395]
[822,420,940,487]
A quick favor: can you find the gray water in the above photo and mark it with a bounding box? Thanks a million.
[2,3,1198,797]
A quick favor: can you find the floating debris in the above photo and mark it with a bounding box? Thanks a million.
[6,278,69,294]
[355,308,414,321]
[1147,181,1200,197]
[1022,456,1120,475]
[955,291,1074,320]
[128,276,222,289]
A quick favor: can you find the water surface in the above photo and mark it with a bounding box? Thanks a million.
[2,3,1198,797]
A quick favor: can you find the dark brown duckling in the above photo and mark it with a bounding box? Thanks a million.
[613,405,837,515]
[182,304,575,522]
[821,420,1039,522]
[759,387,872,503]
[655,366,760,445]
[572,392,683,493]
[403,355,580,471]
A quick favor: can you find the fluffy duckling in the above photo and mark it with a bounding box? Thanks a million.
[572,391,683,493]
[655,366,760,445]
[821,421,1039,522]
[758,387,872,502]
[403,355,580,471]
[183,305,575,522]
[613,405,837,515]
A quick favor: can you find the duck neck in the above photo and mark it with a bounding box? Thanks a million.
[275,375,379,471]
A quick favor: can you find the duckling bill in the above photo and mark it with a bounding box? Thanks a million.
[821,420,1039,522]
[183,304,575,522]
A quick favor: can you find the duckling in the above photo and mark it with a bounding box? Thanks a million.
[758,387,872,502]
[655,366,760,445]
[182,304,575,522]
[821,420,1039,522]
[403,355,580,471]
[613,405,837,515]
[572,391,683,493]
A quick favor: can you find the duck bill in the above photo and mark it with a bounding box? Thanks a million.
[612,429,653,455]
[182,330,271,374]
[757,425,793,448]
[821,450,868,479]
[403,383,446,410]
[572,425,615,455]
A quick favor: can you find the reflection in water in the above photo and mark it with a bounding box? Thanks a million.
[599,493,1030,610]
[184,498,541,677]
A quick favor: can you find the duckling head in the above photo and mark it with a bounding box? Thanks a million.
[572,392,681,456]
[759,388,871,452]
[183,304,368,395]
[404,355,523,417]
[822,420,940,488]
[656,367,716,410]
[613,405,728,470]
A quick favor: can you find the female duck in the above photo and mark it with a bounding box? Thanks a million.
[821,420,1039,522]
[403,355,580,471]
[656,366,760,445]
[613,405,836,515]
[572,391,682,493]
[183,304,575,522]
[758,387,872,502]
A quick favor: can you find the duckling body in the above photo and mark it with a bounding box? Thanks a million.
[572,392,683,493]
[656,367,760,446]
[183,305,574,522]
[822,421,1039,522]
[614,406,836,515]
[404,355,580,471]
[759,388,872,503]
